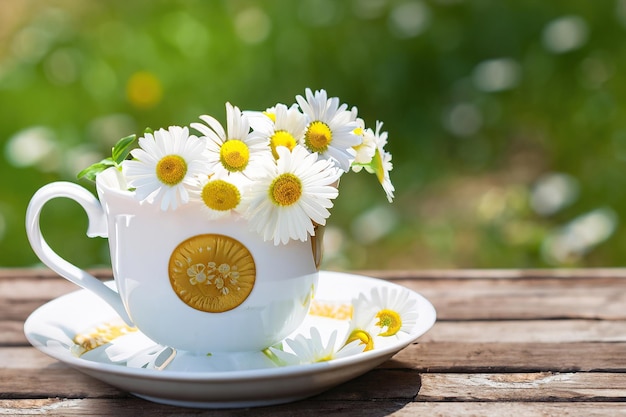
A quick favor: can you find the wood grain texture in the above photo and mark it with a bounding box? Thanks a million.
[417,372,626,401]
[2,399,626,417]
[389,342,626,372]
[2,268,626,415]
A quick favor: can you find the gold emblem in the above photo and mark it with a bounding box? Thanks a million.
[169,234,256,313]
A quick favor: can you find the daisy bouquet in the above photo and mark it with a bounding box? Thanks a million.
[79,88,394,245]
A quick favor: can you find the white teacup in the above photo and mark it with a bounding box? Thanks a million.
[26,168,321,353]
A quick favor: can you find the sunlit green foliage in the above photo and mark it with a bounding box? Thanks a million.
[2,0,626,269]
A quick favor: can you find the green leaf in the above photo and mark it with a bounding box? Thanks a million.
[111,134,137,165]
[77,159,116,182]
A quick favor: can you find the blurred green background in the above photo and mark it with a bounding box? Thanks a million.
[2,0,626,270]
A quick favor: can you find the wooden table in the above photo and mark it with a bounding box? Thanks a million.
[2,268,626,416]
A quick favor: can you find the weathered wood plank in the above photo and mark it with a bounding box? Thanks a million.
[0,368,420,403]
[0,321,27,345]
[402,278,626,320]
[422,320,626,343]
[5,283,626,322]
[11,340,626,373]
[7,319,626,348]
[0,268,113,280]
[0,276,77,301]
[1,398,626,416]
[0,368,125,399]
[4,271,626,321]
[8,267,626,281]
[4,268,626,415]
[368,268,626,280]
[397,402,626,417]
[418,372,626,401]
[0,348,59,368]
[387,342,626,372]
[2,398,409,417]
[1,299,58,322]
[0,348,419,401]
[6,339,626,376]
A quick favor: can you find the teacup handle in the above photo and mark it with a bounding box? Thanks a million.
[25,182,132,325]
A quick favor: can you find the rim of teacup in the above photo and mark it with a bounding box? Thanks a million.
[96,167,134,198]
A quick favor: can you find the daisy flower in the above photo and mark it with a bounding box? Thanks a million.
[192,172,250,219]
[122,126,209,211]
[267,327,365,366]
[242,145,341,245]
[349,107,376,170]
[371,121,395,203]
[296,88,361,172]
[343,292,380,352]
[191,102,270,178]
[358,121,395,203]
[250,103,308,159]
[368,286,418,339]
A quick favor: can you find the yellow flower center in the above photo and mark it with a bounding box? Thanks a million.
[376,309,402,337]
[270,130,297,159]
[220,140,250,172]
[353,126,364,136]
[305,121,332,153]
[201,180,240,211]
[346,329,375,351]
[269,173,302,206]
[156,155,187,186]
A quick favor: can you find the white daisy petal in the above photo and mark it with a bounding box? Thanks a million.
[368,286,419,338]
[296,88,360,172]
[242,145,340,244]
[249,103,308,160]
[192,114,226,141]
[190,172,249,219]
[192,103,271,177]
[121,126,209,211]
[278,327,340,365]
[108,90,393,245]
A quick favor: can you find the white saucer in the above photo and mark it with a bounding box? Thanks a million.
[24,271,436,409]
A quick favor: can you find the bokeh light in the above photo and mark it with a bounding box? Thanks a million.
[2,0,626,270]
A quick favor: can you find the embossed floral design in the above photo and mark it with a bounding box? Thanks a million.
[169,234,255,312]
[187,262,241,296]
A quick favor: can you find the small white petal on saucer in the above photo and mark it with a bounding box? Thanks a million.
[343,292,379,351]
[369,286,419,338]
[104,332,165,368]
[269,327,344,365]
[335,338,367,358]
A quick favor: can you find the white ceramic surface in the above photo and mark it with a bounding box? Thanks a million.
[24,271,436,409]
[25,167,319,353]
